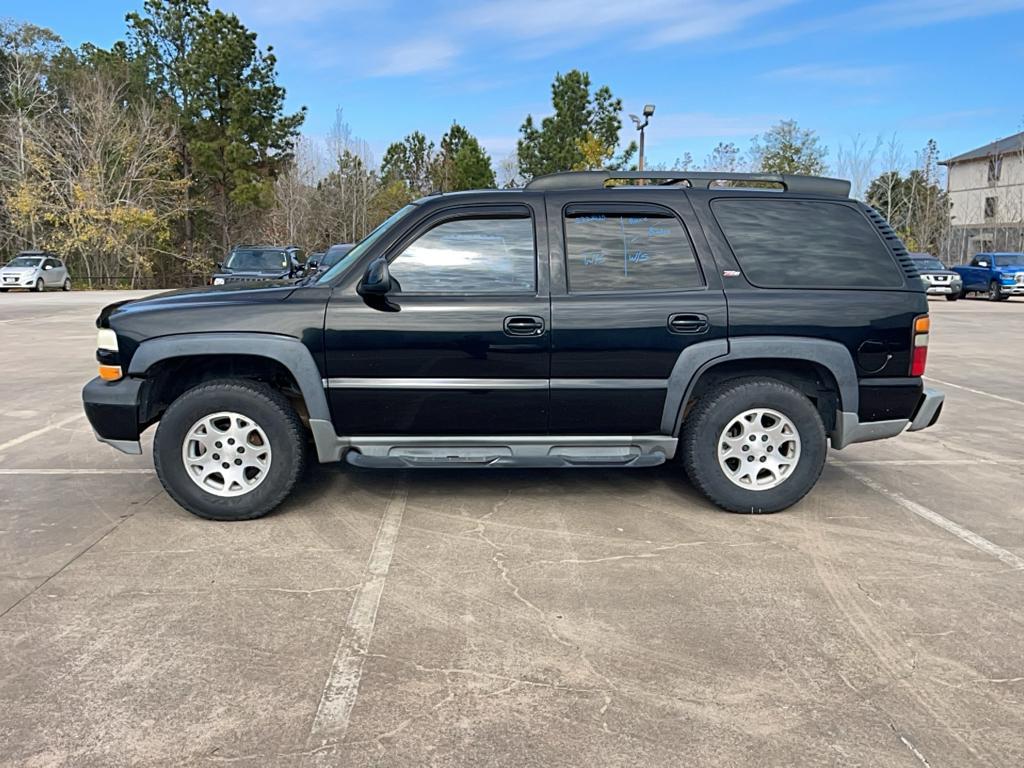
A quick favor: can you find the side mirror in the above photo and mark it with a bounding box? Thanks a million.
[357,257,393,296]
[215,262,224,270]
[307,259,319,271]
[357,257,400,311]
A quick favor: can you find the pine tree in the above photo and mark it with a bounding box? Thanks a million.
[516,70,635,179]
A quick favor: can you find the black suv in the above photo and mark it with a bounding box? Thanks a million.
[83,170,943,521]
[211,244,306,285]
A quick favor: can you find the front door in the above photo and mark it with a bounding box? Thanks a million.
[323,202,550,435]
[545,192,727,435]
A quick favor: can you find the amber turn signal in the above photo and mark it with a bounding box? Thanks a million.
[914,316,930,333]
[98,365,123,381]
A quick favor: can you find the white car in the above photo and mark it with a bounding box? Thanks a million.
[0,252,72,292]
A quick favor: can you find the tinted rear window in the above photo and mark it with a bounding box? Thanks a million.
[711,199,904,288]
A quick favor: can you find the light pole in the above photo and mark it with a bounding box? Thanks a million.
[629,104,656,172]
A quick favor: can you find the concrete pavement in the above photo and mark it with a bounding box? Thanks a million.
[1,290,1022,767]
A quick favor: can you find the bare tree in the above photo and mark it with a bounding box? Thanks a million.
[834,134,882,200]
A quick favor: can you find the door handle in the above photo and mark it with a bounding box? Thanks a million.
[504,315,545,337]
[667,313,709,334]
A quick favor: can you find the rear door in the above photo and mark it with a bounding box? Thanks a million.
[545,191,727,435]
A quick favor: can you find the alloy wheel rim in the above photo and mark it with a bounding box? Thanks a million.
[181,411,272,497]
[717,408,801,491]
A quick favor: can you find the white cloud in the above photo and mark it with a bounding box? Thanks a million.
[452,0,797,56]
[372,39,460,77]
[218,0,377,24]
[645,112,779,143]
[762,64,897,84]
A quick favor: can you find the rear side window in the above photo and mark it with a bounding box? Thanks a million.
[564,209,703,293]
[711,199,904,288]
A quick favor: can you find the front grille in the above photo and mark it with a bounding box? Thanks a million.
[861,205,919,280]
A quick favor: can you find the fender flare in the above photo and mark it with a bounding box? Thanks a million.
[661,336,859,436]
[128,332,337,461]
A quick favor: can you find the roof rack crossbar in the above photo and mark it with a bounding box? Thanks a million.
[524,170,851,197]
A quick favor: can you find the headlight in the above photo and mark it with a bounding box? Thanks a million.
[213,277,225,285]
[96,328,122,381]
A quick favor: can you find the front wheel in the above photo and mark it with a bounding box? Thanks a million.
[154,379,307,520]
[989,280,1008,302]
[33,279,44,292]
[681,378,827,514]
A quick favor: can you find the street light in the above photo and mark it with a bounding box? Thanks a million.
[629,104,655,172]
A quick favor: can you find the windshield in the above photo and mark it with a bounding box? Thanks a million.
[7,256,42,268]
[912,256,947,271]
[321,245,353,269]
[225,249,289,271]
[993,254,1024,267]
[318,204,418,283]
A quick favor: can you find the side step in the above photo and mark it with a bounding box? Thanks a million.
[342,435,677,469]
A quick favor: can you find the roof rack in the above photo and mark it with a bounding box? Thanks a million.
[524,170,850,197]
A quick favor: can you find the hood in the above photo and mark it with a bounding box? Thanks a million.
[97,283,297,328]
[216,269,292,278]
[917,268,959,277]
[1,266,38,274]
[996,264,1024,273]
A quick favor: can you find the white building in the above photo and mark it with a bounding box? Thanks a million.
[940,131,1024,263]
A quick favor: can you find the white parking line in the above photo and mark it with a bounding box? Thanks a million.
[926,376,1024,407]
[838,465,1024,571]
[0,414,84,453]
[308,476,409,752]
[0,469,153,475]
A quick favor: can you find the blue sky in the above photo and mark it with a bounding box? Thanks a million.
[7,0,1024,173]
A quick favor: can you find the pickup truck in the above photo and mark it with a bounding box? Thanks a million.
[952,252,1024,301]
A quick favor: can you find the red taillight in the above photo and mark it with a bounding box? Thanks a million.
[911,345,928,376]
[910,314,929,376]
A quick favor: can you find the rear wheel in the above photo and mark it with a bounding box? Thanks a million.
[62,278,71,291]
[154,379,306,520]
[681,378,827,514]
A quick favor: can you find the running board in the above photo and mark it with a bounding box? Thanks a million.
[341,435,677,469]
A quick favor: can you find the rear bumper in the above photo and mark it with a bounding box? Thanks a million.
[832,386,943,449]
[908,387,944,431]
[82,376,144,454]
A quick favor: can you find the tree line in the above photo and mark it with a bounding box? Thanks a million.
[0,5,953,286]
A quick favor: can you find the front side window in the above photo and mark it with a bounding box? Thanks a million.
[563,209,703,293]
[712,199,904,289]
[389,215,536,294]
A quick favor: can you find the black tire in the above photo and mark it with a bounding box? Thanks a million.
[944,292,959,301]
[154,379,306,521]
[988,280,1008,302]
[681,378,827,514]
[33,279,44,293]
[0,288,8,293]
[62,278,71,291]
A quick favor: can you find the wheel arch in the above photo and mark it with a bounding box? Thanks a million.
[128,333,335,461]
[663,336,858,438]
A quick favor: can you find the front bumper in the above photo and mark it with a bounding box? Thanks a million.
[926,285,959,295]
[82,376,145,454]
[1,273,39,287]
[998,283,1024,296]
